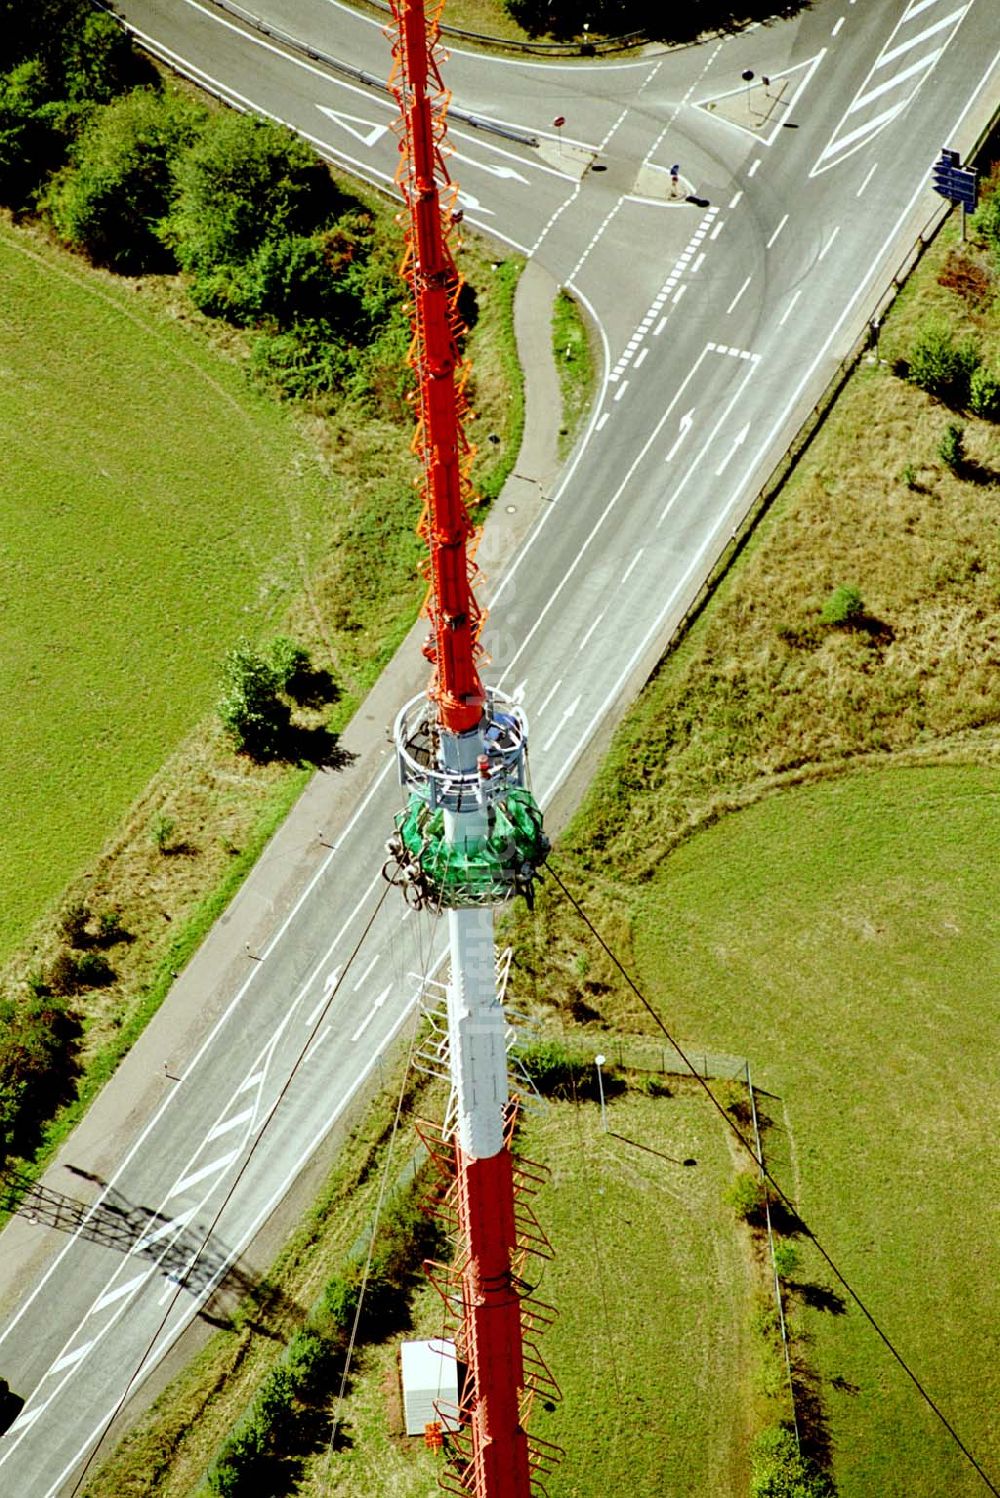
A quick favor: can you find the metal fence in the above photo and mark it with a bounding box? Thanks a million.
[548,1032,750,1084]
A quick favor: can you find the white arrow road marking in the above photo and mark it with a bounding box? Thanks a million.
[351,985,391,1044]
[449,150,530,185]
[306,966,342,1026]
[665,410,694,462]
[93,1272,154,1315]
[316,104,388,148]
[511,679,527,704]
[206,1106,255,1143]
[455,189,494,217]
[167,1151,240,1201]
[715,422,750,477]
[237,1069,265,1095]
[541,693,581,753]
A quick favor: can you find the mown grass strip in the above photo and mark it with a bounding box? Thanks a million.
[551,288,595,459]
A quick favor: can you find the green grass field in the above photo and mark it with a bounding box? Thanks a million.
[608,763,1000,1496]
[0,224,331,962]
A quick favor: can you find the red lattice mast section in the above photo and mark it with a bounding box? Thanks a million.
[386,3,559,1495]
[389,0,483,735]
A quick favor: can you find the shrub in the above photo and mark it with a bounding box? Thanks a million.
[151,813,175,853]
[939,422,965,472]
[206,1420,265,1498]
[58,900,91,948]
[969,364,1000,420]
[727,1172,768,1223]
[72,950,114,988]
[285,1329,334,1398]
[819,584,864,627]
[312,1272,361,1347]
[0,60,71,207]
[771,1241,800,1279]
[750,1426,834,1497]
[47,949,82,996]
[44,86,205,272]
[252,1365,294,1439]
[163,112,338,277]
[0,991,80,1162]
[906,316,980,404]
[216,641,290,760]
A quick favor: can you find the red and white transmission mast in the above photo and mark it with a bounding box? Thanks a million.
[383,3,559,1494]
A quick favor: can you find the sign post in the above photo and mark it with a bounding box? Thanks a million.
[931,147,978,240]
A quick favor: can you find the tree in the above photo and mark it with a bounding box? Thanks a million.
[0,992,80,1163]
[751,1427,834,1497]
[216,641,290,760]
[44,87,205,272]
[0,59,72,207]
[163,112,339,277]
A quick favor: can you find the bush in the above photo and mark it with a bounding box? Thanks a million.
[72,949,114,988]
[906,317,980,405]
[312,1272,361,1347]
[939,422,965,472]
[206,1420,266,1498]
[726,1172,769,1224]
[44,86,204,272]
[0,991,80,1163]
[58,900,91,948]
[819,584,864,627]
[163,112,338,277]
[216,641,290,760]
[151,813,175,853]
[0,59,72,207]
[750,1426,834,1497]
[771,1241,800,1279]
[969,364,1000,420]
[268,635,311,692]
[285,1329,334,1398]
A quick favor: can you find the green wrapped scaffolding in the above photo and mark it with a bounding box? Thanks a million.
[394,786,548,907]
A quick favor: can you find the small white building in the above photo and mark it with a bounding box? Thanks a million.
[399,1338,460,1437]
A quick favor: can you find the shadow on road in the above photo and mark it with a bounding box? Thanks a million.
[1,1166,298,1335]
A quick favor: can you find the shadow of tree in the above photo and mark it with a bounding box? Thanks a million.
[285,666,340,711]
[791,1356,834,1474]
[278,721,354,770]
[792,1280,848,1316]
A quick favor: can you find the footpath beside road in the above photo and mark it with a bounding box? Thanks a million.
[0,259,566,1330]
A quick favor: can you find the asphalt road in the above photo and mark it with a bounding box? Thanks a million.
[0,1,998,1492]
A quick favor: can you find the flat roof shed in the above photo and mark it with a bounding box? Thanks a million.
[399,1338,460,1437]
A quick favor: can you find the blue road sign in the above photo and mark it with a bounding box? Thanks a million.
[932,148,978,211]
